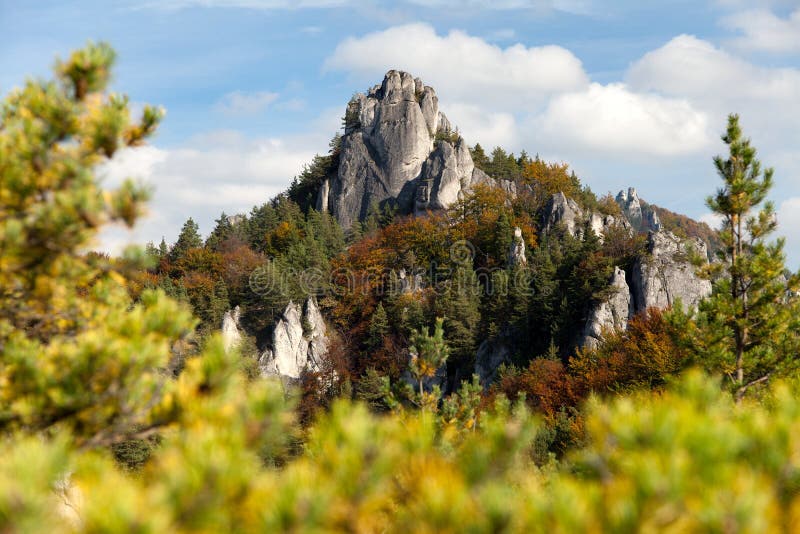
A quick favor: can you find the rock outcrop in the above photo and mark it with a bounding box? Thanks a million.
[580,267,632,349]
[632,230,711,312]
[258,297,328,379]
[576,230,711,350]
[542,192,629,240]
[317,70,501,229]
[616,188,661,232]
[221,306,242,353]
[508,226,527,267]
[542,192,584,237]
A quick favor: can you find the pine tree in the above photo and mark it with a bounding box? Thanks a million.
[470,143,489,171]
[437,266,481,373]
[170,217,202,262]
[408,318,450,398]
[158,237,169,258]
[205,211,233,252]
[700,114,800,399]
[367,302,390,352]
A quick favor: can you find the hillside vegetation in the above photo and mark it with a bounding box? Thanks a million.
[2,43,800,532]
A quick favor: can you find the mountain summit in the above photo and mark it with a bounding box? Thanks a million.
[316,70,508,228]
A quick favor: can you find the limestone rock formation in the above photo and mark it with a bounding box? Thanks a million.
[580,267,632,349]
[508,226,527,267]
[414,138,474,212]
[616,187,662,232]
[542,192,584,237]
[317,70,497,228]
[258,297,328,379]
[221,306,242,353]
[632,230,711,312]
[543,192,629,240]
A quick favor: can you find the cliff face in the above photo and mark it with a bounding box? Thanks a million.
[221,306,242,353]
[258,297,328,380]
[580,267,632,350]
[316,70,498,229]
[632,230,711,313]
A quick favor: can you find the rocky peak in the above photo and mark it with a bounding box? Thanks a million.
[543,192,584,237]
[580,267,632,349]
[258,297,329,380]
[542,192,629,240]
[508,226,527,267]
[317,70,501,229]
[221,306,242,353]
[616,187,662,232]
[616,187,643,228]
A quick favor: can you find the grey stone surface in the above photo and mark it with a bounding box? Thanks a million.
[617,187,662,232]
[616,187,644,230]
[632,230,712,313]
[258,297,329,379]
[542,192,584,237]
[508,226,527,267]
[221,306,242,353]
[319,70,496,228]
[580,267,632,349]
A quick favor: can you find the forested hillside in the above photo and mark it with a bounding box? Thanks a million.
[3,44,800,532]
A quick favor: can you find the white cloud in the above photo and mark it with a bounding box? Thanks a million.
[699,212,724,230]
[778,197,800,267]
[722,8,800,53]
[628,34,800,101]
[445,103,519,149]
[95,127,334,253]
[215,90,279,116]
[626,33,800,155]
[325,24,713,158]
[533,83,711,156]
[324,23,589,109]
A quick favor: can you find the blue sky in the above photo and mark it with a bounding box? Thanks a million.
[3,0,800,265]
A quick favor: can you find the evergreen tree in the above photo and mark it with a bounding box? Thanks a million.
[205,211,234,252]
[408,318,450,398]
[437,266,481,374]
[158,237,169,258]
[470,143,489,171]
[144,241,160,267]
[698,114,800,399]
[170,217,202,262]
[367,302,390,352]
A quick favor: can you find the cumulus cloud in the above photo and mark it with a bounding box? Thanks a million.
[324,23,589,109]
[778,197,800,267]
[627,34,800,102]
[215,90,279,116]
[95,129,330,253]
[445,103,519,150]
[533,83,711,156]
[626,33,800,154]
[325,24,713,158]
[722,8,800,53]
